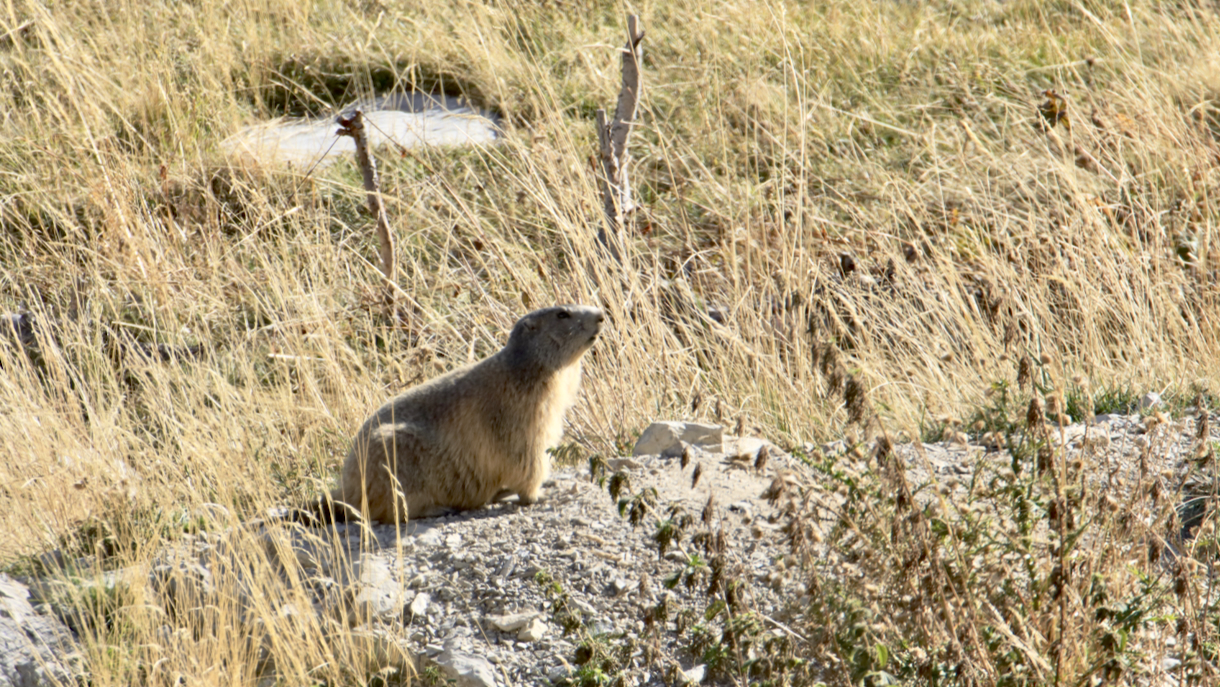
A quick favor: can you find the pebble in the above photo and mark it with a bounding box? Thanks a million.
[409,592,431,618]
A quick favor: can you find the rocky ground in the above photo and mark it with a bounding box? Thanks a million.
[2,401,1216,687]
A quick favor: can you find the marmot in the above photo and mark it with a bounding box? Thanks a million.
[321,305,603,523]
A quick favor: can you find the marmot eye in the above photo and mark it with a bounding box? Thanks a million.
[556,311,570,319]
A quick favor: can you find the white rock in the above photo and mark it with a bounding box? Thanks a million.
[632,422,723,457]
[223,95,499,169]
[415,527,443,547]
[683,663,707,684]
[347,555,409,621]
[821,440,846,456]
[606,457,644,471]
[0,574,78,687]
[516,618,548,642]
[434,646,499,687]
[485,611,538,632]
[724,436,766,461]
[1139,392,1162,410]
[409,592,431,617]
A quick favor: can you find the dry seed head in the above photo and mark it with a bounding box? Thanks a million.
[1196,395,1209,440]
[691,463,703,489]
[680,445,692,470]
[702,493,716,525]
[818,342,841,378]
[1040,353,1054,366]
[734,415,746,436]
[1087,434,1111,450]
[1046,392,1062,417]
[753,445,769,471]
[1026,396,1044,430]
[845,375,869,424]
[1017,355,1033,391]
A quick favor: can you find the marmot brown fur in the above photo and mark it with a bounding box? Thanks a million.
[321,305,603,523]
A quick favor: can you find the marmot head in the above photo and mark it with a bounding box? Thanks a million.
[505,305,604,373]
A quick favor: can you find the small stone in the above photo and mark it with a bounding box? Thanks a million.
[347,555,409,621]
[633,422,723,457]
[821,440,846,456]
[445,534,464,549]
[683,664,707,684]
[485,611,538,632]
[516,617,548,642]
[724,436,765,461]
[606,457,644,470]
[416,527,443,547]
[433,646,498,687]
[1139,392,1162,410]
[409,592,431,617]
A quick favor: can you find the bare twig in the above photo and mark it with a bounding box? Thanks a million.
[337,110,396,293]
[596,15,645,262]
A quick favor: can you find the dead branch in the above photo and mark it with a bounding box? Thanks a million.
[596,14,645,262]
[337,110,396,292]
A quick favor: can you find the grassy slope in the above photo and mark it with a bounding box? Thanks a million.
[1,0,1219,683]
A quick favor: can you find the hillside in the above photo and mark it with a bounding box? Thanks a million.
[2,1,1220,685]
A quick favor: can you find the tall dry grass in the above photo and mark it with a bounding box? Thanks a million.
[1,0,1220,684]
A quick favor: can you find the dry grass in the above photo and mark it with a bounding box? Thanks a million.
[2,0,1220,684]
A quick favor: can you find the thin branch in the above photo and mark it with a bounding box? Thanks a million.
[337,110,396,292]
[596,14,645,261]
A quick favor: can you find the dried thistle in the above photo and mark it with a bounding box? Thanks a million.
[1027,396,1044,431]
[1017,355,1033,391]
[1046,392,1062,418]
[608,471,631,500]
[1196,393,1210,441]
[691,463,703,489]
[734,414,746,436]
[680,445,692,470]
[701,493,716,525]
[691,391,702,414]
[754,444,770,472]
[845,375,869,425]
[819,342,841,378]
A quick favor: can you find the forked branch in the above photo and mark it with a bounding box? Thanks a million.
[596,15,645,261]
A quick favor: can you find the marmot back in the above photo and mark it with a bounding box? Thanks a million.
[329,305,603,523]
